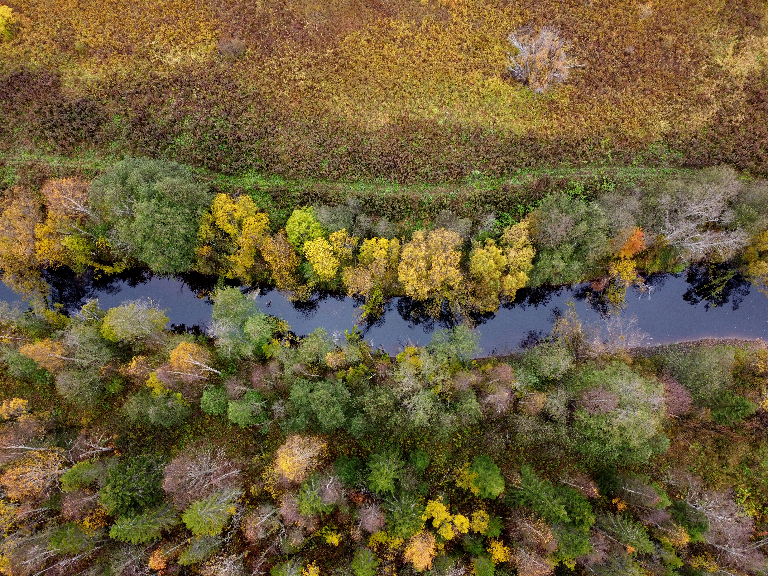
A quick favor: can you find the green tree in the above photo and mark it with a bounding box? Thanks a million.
[48,522,98,555]
[287,378,350,432]
[285,207,325,251]
[201,386,228,416]
[351,548,380,576]
[99,456,165,517]
[709,390,757,426]
[109,505,178,544]
[367,450,405,495]
[573,363,667,465]
[123,388,190,428]
[101,299,168,345]
[384,492,425,539]
[60,460,101,492]
[209,287,273,360]
[227,390,268,428]
[468,455,505,499]
[297,474,336,516]
[182,488,242,536]
[89,157,213,273]
[428,325,479,367]
[596,514,654,554]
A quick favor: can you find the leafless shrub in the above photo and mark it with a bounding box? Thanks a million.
[201,553,247,576]
[68,430,114,462]
[508,510,558,556]
[452,370,478,392]
[225,376,249,400]
[218,37,247,60]
[359,503,385,533]
[163,447,241,509]
[507,26,577,94]
[586,314,648,356]
[512,546,555,576]
[656,166,749,262]
[61,489,98,521]
[663,376,693,417]
[577,388,619,415]
[243,503,281,544]
[576,530,611,569]
[619,475,662,509]
[560,472,600,499]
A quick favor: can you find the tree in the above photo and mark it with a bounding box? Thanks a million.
[0,190,47,303]
[384,492,426,539]
[398,228,463,301]
[261,230,303,295]
[350,548,380,576]
[573,363,667,465]
[468,239,507,313]
[109,505,178,544]
[528,193,610,286]
[48,521,100,555]
[168,341,221,380]
[507,26,577,93]
[19,339,68,372]
[428,325,479,367]
[595,513,654,554]
[209,287,273,360]
[182,488,242,536]
[286,378,350,432]
[274,435,326,484]
[303,237,340,283]
[367,450,405,495]
[228,390,268,428]
[195,193,270,282]
[0,449,63,501]
[201,386,229,415]
[466,456,505,499]
[101,299,168,345]
[99,455,165,516]
[123,387,190,428]
[343,236,400,299]
[285,207,325,251]
[89,157,213,273]
[404,531,437,572]
[163,447,241,510]
[744,229,768,294]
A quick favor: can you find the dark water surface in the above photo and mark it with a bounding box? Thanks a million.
[0,266,765,355]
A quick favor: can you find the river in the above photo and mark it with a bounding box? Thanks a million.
[0,265,765,355]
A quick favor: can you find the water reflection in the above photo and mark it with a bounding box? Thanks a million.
[0,266,765,355]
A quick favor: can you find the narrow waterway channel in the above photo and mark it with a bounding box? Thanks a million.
[0,266,765,355]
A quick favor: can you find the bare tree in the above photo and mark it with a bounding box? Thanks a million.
[507,26,578,94]
[163,447,241,510]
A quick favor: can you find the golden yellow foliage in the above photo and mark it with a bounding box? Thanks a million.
[398,228,463,301]
[148,548,168,571]
[744,230,768,295]
[20,339,67,372]
[0,500,17,534]
[0,191,47,301]
[469,238,507,312]
[470,510,490,534]
[303,561,320,576]
[0,450,62,501]
[455,464,480,496]
[656,523,690,549]
[403,531,437,572]
[168,341,217,379]
[304,237,341,283]
[453,514,470,534]
[343,237,401,298]
[500,220,536,300]
[273,435,326,484]
[487,539,511,564]
[0,399,28,421]
[423,499,453,529]
[0,5,16,40]
[262,230,303,295]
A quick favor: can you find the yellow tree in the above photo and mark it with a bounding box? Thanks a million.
[343,237,400,298]
[468,239,507,313]
[261,230,304,297]
[19,339,69,372]
[196,193,270,283]
[744,230,768,295]
[168,342,221,380]
[0,190,47,302]
[0,449,63,501]
[499,220,536,300]
[303,238,340,284]
[403,531,437,572]
[398,228,463,301]
[273,435,326,485]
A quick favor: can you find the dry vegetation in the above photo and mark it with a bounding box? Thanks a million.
[0,0,767,180]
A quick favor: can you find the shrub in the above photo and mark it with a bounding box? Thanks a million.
[99,456,165,517]
[201,386,228,416]
[658,345,735,404]
[123,388,190,428]
[507,26,576,94]
[285,207,325,252]
[0,6,17,41]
